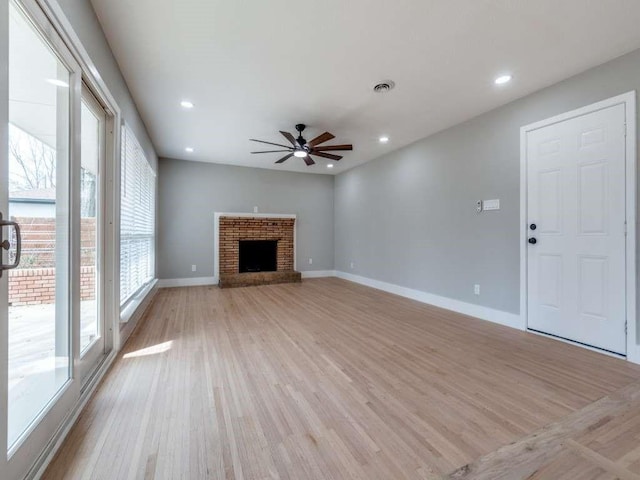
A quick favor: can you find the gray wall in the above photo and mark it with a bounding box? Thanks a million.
[56,0,157,169]
[158,158,334,279]
[335,48,640,316]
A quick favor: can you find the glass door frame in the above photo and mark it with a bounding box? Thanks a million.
[1,0,81,475]
[77,84,107,385]
[1,0,118,478]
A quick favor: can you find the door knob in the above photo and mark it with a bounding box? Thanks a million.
[528,238,537,245]
[530,223,537,230]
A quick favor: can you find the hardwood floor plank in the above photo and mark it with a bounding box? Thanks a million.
[446,380,640,479]
[43,279,640,479]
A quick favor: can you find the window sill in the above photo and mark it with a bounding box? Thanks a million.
[120,279,157,323]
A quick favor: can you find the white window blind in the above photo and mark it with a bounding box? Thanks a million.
[120,123,155,306]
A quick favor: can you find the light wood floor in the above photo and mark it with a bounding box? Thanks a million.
[44,278,640,479]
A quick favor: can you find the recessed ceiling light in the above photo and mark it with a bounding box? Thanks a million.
[494,74,512,85]
[185,147,194,153]
[180,100,194,109]
[327,164,334,169]
[379,136,389,143]
[293,150,308,158]
[46,79,69,88]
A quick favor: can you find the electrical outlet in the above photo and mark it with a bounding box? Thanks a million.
[253,206,258,213]
[350,261,355,269]
[192,265,197,272]
[474,284,480,295]
[308,258,313,265]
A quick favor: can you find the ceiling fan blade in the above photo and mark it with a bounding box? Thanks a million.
[250,139,293,149]
[310,151,342,161]
[275,153,294,164]
[280,131,297,146]
[303,156,315,166]
[251,150,292,154]
[313,144,353,152]
[308,132,335,147]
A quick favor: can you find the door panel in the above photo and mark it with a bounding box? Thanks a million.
[538,168,562,234]
[80,99,99,354]
[527,104,626,354]
[578,255,607,320]
[578,161,608,234]
[1,1,83,478]
[78,87,107,383]
[7,0,72,450]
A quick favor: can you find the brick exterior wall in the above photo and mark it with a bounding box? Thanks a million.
[219,217,295,275]
[9,266,96,306]
[8,216,97,305]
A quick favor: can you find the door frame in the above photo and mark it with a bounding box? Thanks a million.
[77,84,108,384]
[2,0,87,477]
[519,91,638,363]
[0,0,123,477]
[25,0,124,475]
[38,0,123,353]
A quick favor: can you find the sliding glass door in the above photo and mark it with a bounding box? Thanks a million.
[78,86,106,383]
[1,1,111,477]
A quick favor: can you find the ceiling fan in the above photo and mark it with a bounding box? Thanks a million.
[250,124,353,166]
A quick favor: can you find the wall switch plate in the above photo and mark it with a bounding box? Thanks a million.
[483,199,500,211]
[192,265,197,272]
[474,284,480,295]
[308,258,313,265]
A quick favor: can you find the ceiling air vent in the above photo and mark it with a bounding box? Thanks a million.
[373,81,395,93]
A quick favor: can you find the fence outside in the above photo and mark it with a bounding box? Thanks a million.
[8,217,97,306]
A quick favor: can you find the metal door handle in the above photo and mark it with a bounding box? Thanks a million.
[0,212,21,277]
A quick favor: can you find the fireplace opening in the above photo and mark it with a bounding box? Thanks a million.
[239,240,277,273]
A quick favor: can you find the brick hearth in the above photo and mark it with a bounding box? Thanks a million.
[218,216,301,288]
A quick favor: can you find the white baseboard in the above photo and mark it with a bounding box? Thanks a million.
[158,276,218,288]
[301,270,337,278]
[156,271,522,331]
[158,271,638,364]
[334,271,523,330]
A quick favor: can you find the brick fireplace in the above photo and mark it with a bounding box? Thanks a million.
[216,214,301,288]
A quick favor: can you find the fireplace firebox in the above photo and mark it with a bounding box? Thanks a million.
[239,240,277,273]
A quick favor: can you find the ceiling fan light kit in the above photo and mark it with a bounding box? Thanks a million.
[250,123,353,167]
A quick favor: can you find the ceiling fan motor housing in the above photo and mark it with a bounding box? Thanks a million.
[295,124,307,146]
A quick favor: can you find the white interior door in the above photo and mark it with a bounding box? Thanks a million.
[526,103,627,355]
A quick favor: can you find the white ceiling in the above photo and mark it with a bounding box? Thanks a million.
[90,0,640,175]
